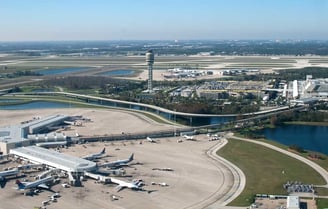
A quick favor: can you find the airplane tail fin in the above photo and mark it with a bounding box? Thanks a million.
[0,179,7,188]
[101,148,106,154]
[129,153,134,162]
[15,180,25,190]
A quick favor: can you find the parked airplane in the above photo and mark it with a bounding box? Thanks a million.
[146,137,156,143]
[83,148,106,161]
[110,177,143,192]
[0,168,19,181]
[63,120,82,126]
[15,176,54,191]
[98,154,134,168]
[183,135,196,141]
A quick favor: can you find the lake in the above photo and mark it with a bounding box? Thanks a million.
[100,69,135,77]
[0,101,74,110]
[261,124,328,155]
[37,67,89,75]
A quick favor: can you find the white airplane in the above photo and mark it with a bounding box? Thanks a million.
[83,148,106,161]
[110,177,143,192]
[146,137,156,143]
[183,135,195,141]
[99,153,134,168]
[0,168,19,181]
[63,120,82,126]
[15,176,54,191]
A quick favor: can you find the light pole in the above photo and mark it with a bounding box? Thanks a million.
[174,109,176,137]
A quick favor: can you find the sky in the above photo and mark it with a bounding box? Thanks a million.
[0,0,327,41]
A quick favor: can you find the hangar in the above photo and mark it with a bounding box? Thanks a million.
[10,146,97,173]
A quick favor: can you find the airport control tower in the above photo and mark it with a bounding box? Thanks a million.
[146,50,154,93]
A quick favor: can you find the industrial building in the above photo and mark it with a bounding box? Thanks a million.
[253,195,308,209]
[0,114,71,154]
[286,76,328,100]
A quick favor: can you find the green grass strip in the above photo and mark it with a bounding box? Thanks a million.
[217,139,325,206]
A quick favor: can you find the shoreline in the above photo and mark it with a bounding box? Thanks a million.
[283,121,328,126]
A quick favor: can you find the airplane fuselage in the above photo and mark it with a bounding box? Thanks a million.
[16,176,54,190]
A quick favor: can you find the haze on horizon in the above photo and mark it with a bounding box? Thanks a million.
[0,0,327,42]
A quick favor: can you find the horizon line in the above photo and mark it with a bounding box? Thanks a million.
[1,39,328,43]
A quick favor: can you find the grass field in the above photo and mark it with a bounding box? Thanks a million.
[217,138,326,206]
[317,198,328,209]
[235,130,328,172]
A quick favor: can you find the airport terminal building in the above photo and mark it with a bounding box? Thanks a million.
[0,114,98,185]
[10,146,96,173]
[0,114,70,154]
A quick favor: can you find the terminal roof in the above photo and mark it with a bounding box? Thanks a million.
[10,146,97,172]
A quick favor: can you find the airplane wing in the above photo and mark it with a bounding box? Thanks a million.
[115,185,125,192]
[37,184,49,189]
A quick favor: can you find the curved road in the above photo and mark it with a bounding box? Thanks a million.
[11,91,292,118]
[189,138,247,209]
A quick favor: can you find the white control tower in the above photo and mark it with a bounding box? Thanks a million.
[146,50,154,93]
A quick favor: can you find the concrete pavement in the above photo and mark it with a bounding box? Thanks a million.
[197,138,247,209]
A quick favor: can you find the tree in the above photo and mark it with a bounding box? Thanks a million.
[270,115,278,126]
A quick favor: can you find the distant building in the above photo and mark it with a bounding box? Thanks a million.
[181,88,193,97]
[286,76,328,100]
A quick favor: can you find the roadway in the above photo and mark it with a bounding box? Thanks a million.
[185,138,247,209]
[204,138,247,209]
[11,91,299,118]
